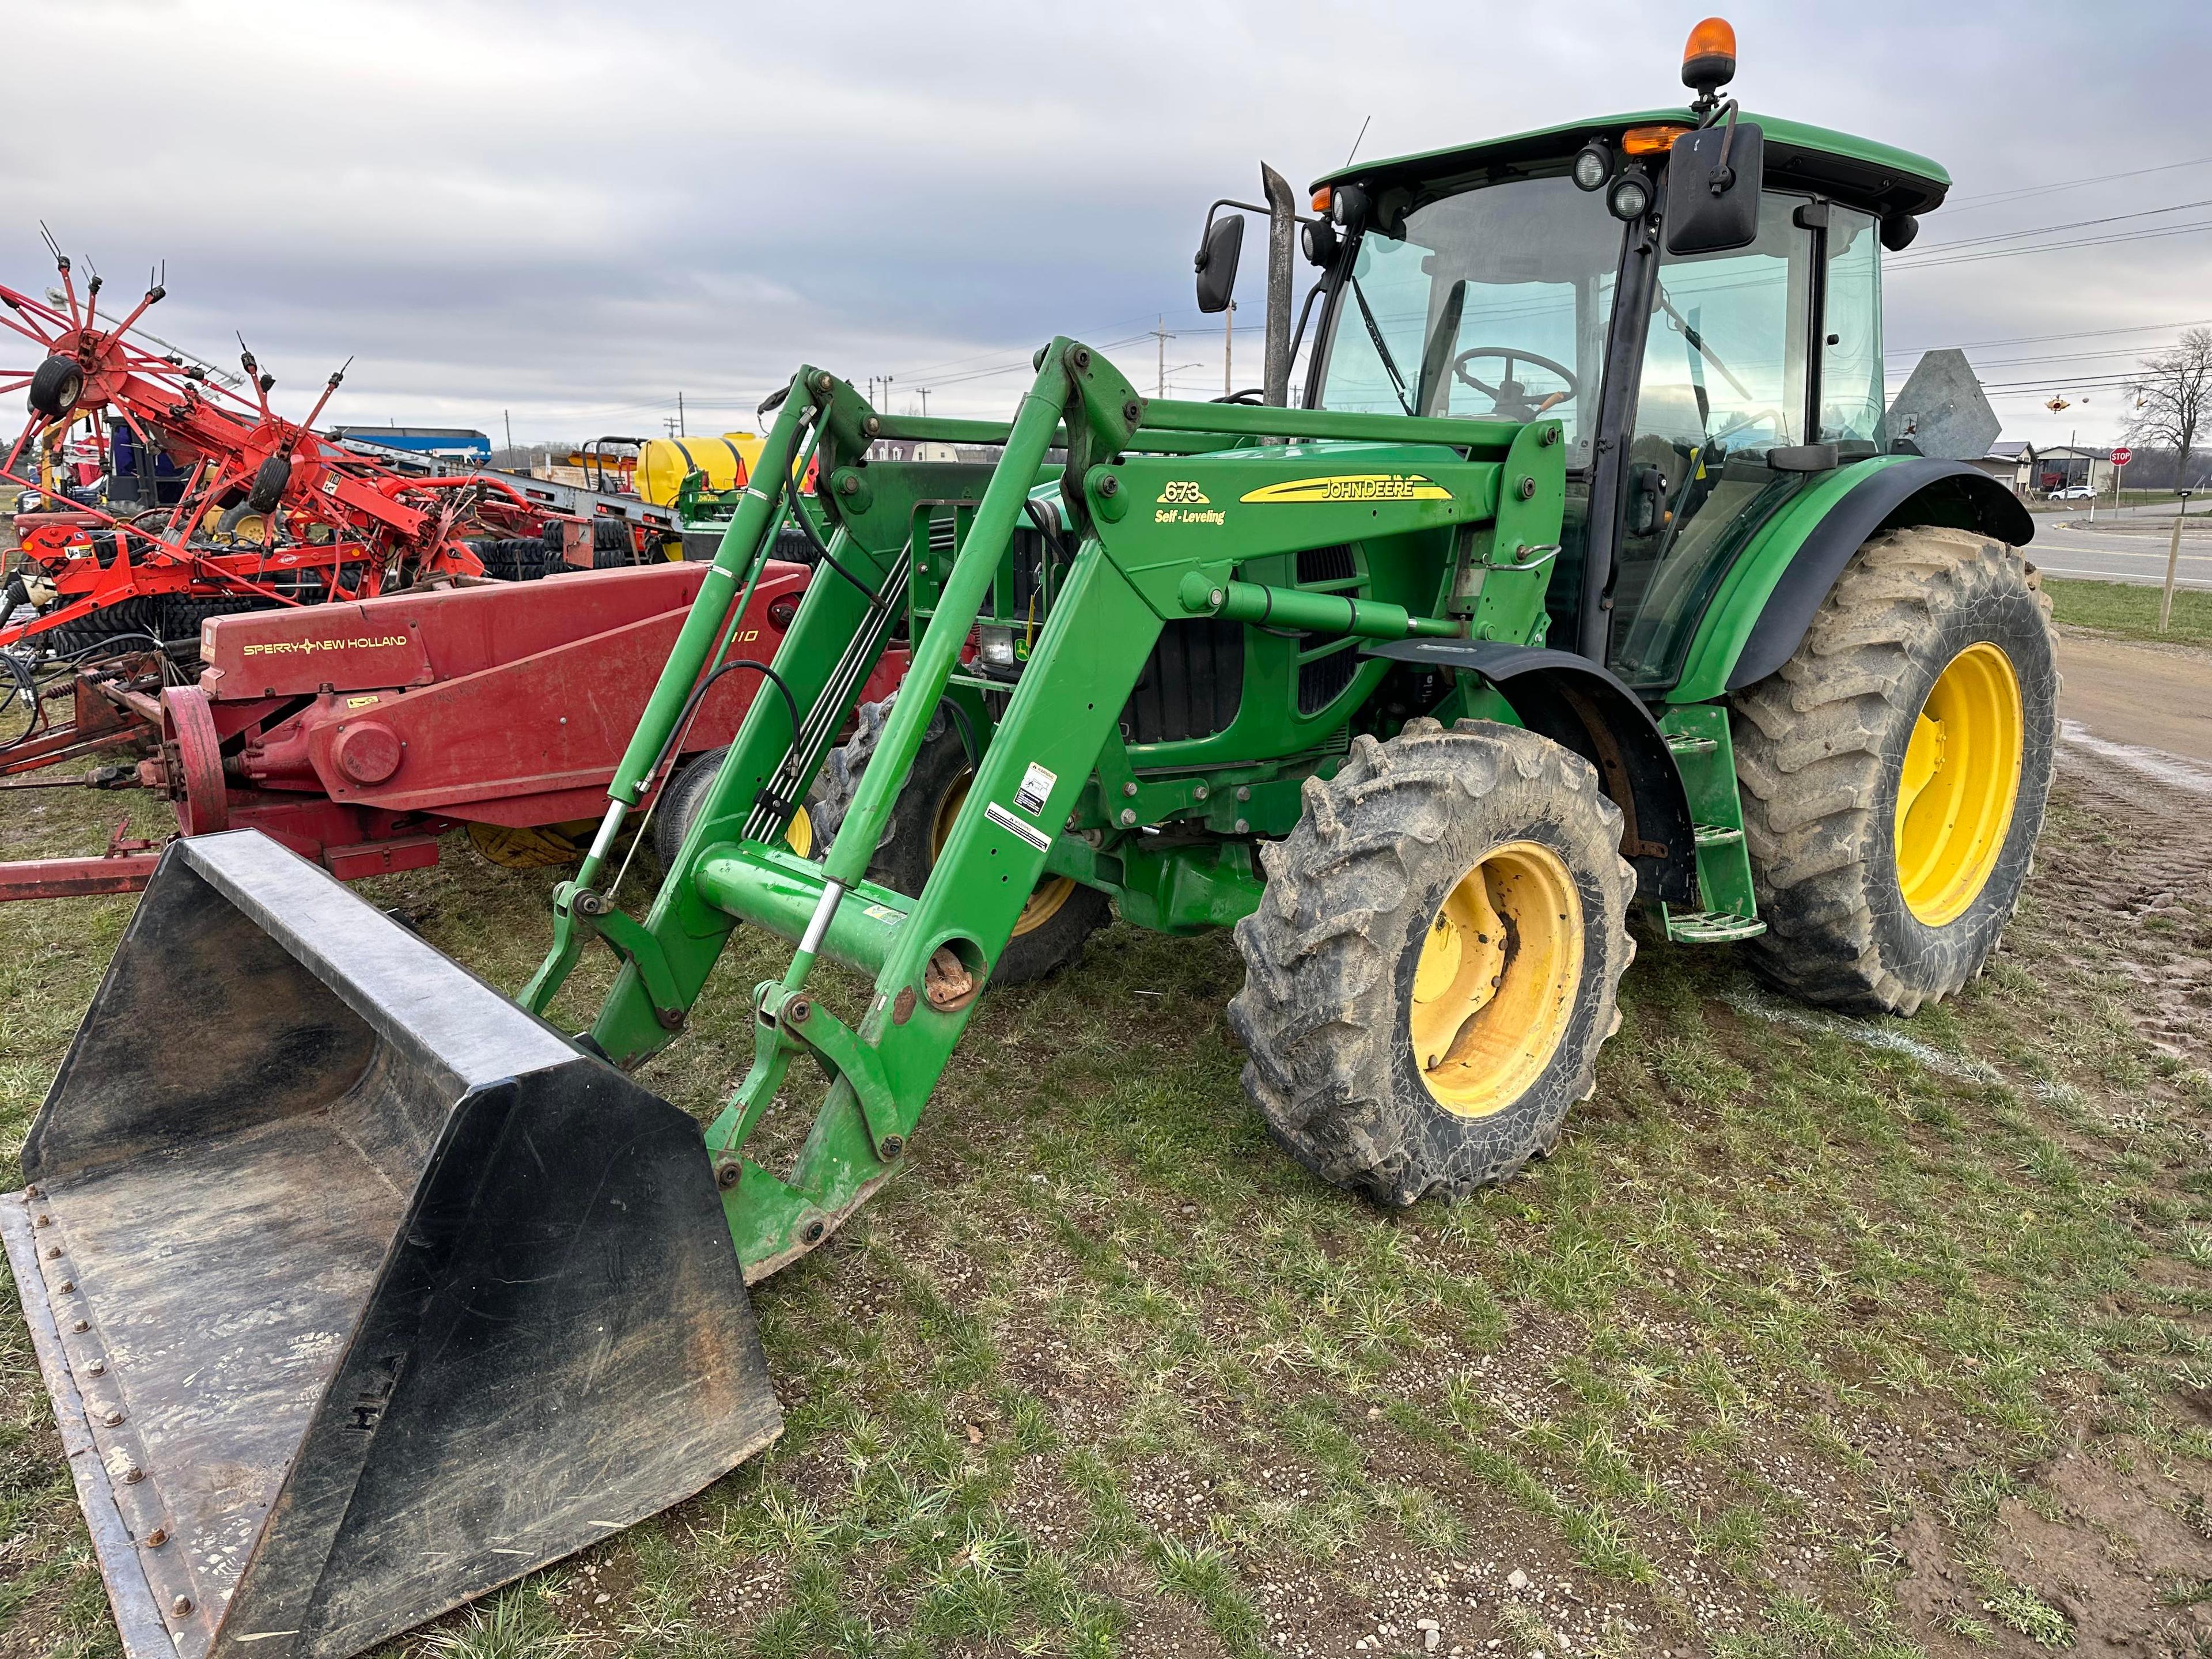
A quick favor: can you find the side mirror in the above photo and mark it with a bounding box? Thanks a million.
[1663,120,1764,256]
[1195,213,1245,315]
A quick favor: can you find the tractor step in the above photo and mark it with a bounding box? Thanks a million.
[1662,905,1768,943]
[1658,705,1763,935]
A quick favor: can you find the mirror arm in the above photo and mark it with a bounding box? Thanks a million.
[1203,196,1328,234]
[1706,100,1742,195]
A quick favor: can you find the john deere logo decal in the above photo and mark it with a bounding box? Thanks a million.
[1239,473,1453,505]
[1157,480,1210,505]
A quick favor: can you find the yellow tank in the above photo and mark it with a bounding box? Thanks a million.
[634,432,766,506]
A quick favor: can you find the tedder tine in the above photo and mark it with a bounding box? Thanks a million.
[1,832,781,1659]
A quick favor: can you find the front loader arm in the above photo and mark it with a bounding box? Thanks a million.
[546,339,1536,1282]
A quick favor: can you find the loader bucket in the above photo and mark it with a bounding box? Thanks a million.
[0,831,781,1659]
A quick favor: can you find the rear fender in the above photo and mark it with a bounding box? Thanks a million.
[1671,457,2035,703]
[1368,639,1694,905]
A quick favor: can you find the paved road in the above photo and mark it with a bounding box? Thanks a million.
[2026,513,2212,589]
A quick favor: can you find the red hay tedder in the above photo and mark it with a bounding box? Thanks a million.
[0,244,899,898]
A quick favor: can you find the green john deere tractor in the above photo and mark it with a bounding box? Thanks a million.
[5,22,2053,1659]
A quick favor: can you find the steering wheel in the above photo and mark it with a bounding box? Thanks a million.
[1450,347,1578,421]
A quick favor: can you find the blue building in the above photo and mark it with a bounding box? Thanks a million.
[329,426,492,464]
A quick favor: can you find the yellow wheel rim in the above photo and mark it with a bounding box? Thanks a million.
[932,773,1073,937]
[785,804,813,859]
[1408,842,1583,1119]
[1894,642,2024,927]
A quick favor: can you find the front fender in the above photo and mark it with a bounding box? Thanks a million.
[1369,639,1694,906]
[1669,457,2035,703]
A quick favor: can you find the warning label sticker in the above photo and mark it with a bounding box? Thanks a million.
[985,800,1052,853]
[1013,761,1056,817]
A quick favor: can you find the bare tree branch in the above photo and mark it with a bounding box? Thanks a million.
[2127,326,2212,490]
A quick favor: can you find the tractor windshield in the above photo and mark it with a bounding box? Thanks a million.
[1315,175,1626,469]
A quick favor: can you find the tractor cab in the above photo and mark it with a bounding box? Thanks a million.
[1293,25,1949,693]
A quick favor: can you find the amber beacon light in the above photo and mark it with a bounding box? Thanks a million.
[1681,17,1737,97]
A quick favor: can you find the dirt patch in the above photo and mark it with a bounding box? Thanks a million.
[2056,627,2212,764]
[1897,1444,2212,1656]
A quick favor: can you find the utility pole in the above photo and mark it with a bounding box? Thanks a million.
[503,408,512,456]
[2162,490,2194,631]
[1224,301,1236,399]
[1153,315,1176,397]
[677,391,685,437]
[918,387,930,418]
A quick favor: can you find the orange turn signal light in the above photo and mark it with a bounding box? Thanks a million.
[1311,187,1332,214]
[1622,124,1691,156]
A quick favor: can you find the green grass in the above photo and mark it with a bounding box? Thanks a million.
[2043,573,2212,647]
[2,774,2210,1656]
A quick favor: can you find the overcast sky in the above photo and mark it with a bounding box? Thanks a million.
[7,1,2208,452]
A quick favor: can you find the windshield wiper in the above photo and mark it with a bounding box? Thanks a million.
[1349,276,1415,416]
[1656,286,1753,402]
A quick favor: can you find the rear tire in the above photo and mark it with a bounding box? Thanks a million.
[1228,718,1636,1206]
[1731,524,2057,1016]
[813,694,1110,985]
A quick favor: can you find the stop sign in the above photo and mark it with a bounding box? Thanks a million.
[2113,445,2133,466]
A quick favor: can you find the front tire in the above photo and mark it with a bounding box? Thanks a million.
[812,695,1110,985]
[653,745,813,869]
[1229,718,1637,1207]
[1732,524,2057,1016]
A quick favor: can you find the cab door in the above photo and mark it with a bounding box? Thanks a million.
[1602,191,1850,688]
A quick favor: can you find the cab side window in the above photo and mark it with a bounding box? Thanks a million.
[1819,206,1885,448]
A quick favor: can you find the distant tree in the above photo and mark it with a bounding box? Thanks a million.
[2127,327,2212,495]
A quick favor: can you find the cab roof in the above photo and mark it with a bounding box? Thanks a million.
[1315,108,1950,220]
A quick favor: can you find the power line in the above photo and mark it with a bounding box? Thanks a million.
[1942,155,2212,213]
[1899,197,2212,256]
[1886,319,2212,357]
[1891,218,2212,272]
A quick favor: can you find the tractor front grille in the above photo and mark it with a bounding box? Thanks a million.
[1294,543,1363,716]
[1123,618,1244,745]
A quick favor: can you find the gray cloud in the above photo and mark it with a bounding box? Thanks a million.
[6,1,2208,449]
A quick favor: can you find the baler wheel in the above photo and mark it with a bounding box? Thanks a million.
[812,694,1108,984]
[1228,718,1635,1206]
[1731,524,2056,1015]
